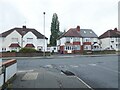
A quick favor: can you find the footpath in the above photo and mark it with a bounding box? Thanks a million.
[1,54,118,60]
[11,67,89,88]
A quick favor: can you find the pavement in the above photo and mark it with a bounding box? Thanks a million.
[11,67,90,89]
[1,53,119,60]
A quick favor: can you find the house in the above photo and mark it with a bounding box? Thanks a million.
[0,26,48,52]
[99,28,120,51]
[57,26,100,54]
[47,46,58,53]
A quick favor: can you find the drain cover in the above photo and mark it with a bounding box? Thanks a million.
[61,70,75,76]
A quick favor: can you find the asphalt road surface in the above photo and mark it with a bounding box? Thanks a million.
[3,54,119,89]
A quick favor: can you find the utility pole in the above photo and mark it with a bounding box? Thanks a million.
[43,12,45,57]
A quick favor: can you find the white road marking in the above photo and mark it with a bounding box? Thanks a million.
[44,65,53,68]
[22,72,38,80]
[88,64,96,66]
[75,76,94,90]
[17,69,34,73]
[88,63,120,74]
[70,65,79,68]
[96,65,120,74]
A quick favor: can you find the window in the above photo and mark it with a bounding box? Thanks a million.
[74,45,80,50]
[90,31,92,33]
[12,38,18,43]
[54,48,56,50]
[27,38,33,43]
[94,42,97,44]
[65,46,72,50]
[116,44,118,48]
[84,45,91,50]
[2,48,6,52]
[84,31,86,33]
[66,37,70,43]
[73,38,79,42]
[85,38,90,42]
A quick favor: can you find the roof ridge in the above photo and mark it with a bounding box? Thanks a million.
[0,27,48,39]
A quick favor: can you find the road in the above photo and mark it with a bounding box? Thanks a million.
[4,54,119,89]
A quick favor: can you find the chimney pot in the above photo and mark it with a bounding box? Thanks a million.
[23,26,26,29]
[114,28,117,31]
[77,26,80,32]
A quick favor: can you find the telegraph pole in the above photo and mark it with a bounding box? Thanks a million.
[43,12,45,57]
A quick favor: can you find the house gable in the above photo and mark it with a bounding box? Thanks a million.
[99,28,120,39]
[0,26,48,39]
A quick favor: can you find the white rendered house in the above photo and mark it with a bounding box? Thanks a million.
[99,28,120,51]
[57,26,100,54]
[0,26,48,52]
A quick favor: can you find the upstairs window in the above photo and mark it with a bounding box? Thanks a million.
[66,37,70,43]
[73,38,80,42]
[84,38,90,42]
[11,38,18,43]
[27,38,33,43]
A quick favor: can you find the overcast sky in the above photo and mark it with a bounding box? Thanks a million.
[0,0,119,39]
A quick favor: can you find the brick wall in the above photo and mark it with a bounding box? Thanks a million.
[0,52,50,57]
[0,52,16,57]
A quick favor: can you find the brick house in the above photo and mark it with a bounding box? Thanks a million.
[57,26,100,54]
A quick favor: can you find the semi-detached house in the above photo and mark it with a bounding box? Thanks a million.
[0,26,48,52]
[57,26,100,54]
[99,28,120,51]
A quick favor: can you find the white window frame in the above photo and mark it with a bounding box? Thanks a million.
[11,38,18,43]
[27,38,33,43]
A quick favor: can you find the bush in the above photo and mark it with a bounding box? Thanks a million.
[19,48,37,53]
[7,51,10,52]
[11,50,17,52]
[92,50,116,54]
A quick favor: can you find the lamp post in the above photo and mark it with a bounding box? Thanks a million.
[43,12,45,57]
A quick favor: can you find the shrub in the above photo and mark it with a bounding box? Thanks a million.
[19,48,37,53]
[11,50,17,52]
[7,51,10,52]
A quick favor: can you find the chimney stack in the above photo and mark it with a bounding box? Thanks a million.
[114,28,117,31]
[77,26,80,32]
[23,25,26,29]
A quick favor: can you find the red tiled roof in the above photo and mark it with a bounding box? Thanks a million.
[57,28,82,39]
[64,28,82,37]
[9,43,20,47]
[57,26,97,39]
[25,44,35,48]
[99,29,120,39]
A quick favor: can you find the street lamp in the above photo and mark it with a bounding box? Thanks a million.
[43,12,45,57]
